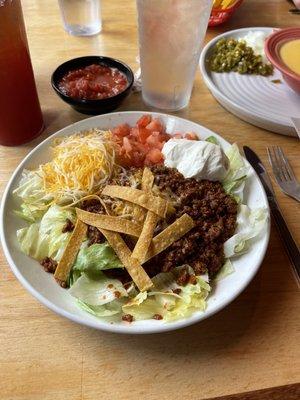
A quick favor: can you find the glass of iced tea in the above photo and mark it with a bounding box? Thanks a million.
[0,0,44,146]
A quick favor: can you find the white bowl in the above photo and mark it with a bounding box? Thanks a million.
[0,111,270,334]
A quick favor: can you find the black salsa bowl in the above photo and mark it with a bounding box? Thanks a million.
[51,56,134,115]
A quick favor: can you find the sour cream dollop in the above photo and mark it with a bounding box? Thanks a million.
[162,139,229,182]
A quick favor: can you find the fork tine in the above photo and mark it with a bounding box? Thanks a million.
[267,146,275,171]
[276,146,291,180]
[268,146,300,202]
[274,146,289,181]
[277,146,296,182]
[267,146,282,182]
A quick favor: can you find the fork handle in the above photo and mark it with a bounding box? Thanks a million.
[271,206,300,286]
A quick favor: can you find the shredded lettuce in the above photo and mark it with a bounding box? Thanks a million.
[215,259,234,281]
[68,266,210,322]
[206,136,219,145]
[13,170,53,222]
[224,205,268,258]
[73,243,123,274]
[69,272,128,306]
[122,266,210,322]
[68,242,124,286]
[77,299,124,318]
[69,273,131,318]
[222,144,249,202]
[17,222,48,260]
[16,205,76,261]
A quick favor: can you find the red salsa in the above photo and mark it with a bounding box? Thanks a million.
[58,64,128,100]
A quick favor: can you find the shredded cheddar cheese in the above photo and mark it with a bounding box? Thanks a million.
[39,129,117,203]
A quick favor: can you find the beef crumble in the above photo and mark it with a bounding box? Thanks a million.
[40,257,57,274]
[62,218,74,233]
[81,198,105,214]
[144,166,237,278]
[122,314,134,323]
[80,199,105,246]
[85,166,237,282]
[87,225,105,246]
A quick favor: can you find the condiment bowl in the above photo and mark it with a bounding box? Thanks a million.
[51,56,134,114]
[264,28,300,94]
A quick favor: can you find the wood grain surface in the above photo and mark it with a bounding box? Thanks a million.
[0,1,299,399]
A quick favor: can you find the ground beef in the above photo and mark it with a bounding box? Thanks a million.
[144,166,237,278]
[40,257,57,274]
[105,268,131,284]
[62,218,74,233]
[176,266,191,286]
[81,199,105,214]
[122,314,134,323]
[172,288,181,295]
[153,314,163,320]
[105,165,237,281]
[80,199,105,246]
[87,225,105,246]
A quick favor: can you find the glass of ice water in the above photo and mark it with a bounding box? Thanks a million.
[136,0,213,111]
[58,0,102,36]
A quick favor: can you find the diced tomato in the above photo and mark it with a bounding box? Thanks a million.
[112,123,130,137]
[146,134,161,148]
[158,133,171,143]
[134,141,149,153]
[145,148,164,165]
[129,127,139,138]
[185,132,198,140]
[111,115,172,167]
[146,118,164,133]
[137,127,152,144]
[136,115,152,128]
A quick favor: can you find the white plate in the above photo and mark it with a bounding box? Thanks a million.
[0,111,270,334]
[200,27,300,137]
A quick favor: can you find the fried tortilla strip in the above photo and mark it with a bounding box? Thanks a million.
[132,204,145,224]
[143,214,195,263]
[131,210,159,263]
[100,228,153,292]
[54,219,87,285]
[102,185,168,218]
[131,168,159,262]
[76,208,142,237]
[133,167,154,223]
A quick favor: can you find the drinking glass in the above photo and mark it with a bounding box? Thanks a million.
[136,0,213,111]
[0,0,44,146]
[58,0,102,36]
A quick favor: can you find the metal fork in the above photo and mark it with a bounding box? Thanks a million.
[267,146,300,202]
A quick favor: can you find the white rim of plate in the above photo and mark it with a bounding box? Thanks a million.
[0,111,270,334]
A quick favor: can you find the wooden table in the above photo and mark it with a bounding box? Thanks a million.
[0,1,299,399]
